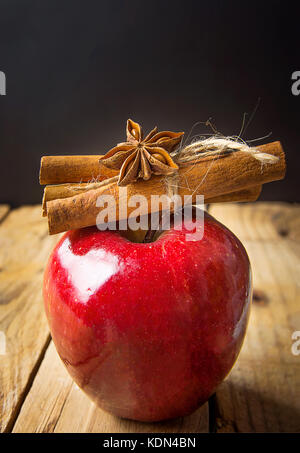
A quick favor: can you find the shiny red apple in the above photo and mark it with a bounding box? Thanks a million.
[43,210,251,422]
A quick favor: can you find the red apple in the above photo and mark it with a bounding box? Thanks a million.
[43,210,251,422]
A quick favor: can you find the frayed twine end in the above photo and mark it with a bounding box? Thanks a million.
[173,136,279,165]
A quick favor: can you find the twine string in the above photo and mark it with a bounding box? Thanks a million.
[172,136,279,165]
[69,175,118,192]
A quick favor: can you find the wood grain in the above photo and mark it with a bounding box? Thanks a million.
[208,202,300,432]
[0,205,60,432]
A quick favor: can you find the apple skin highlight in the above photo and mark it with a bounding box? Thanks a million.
[43,211,251,422]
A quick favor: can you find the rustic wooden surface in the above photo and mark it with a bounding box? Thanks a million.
[209,203,300,433]
[0,202,299,433]
[0,206,61,432]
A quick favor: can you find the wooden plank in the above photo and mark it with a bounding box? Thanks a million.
[13,341,209,433]
[12,342,73,433]
[0,205,61,432]
[208,202,300,432]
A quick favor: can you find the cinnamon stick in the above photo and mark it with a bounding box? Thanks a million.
[206,185,262,203]
[39,155,114,184]
[46,141,285,235]
[42,179,119,216]
[42,183,262,216]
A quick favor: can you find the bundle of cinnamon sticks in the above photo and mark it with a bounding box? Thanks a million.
[40,141,286,235]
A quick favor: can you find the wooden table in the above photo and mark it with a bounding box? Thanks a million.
[0,202,299,433]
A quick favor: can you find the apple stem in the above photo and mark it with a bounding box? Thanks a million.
[143,211,162,243]
[143,228,157,243]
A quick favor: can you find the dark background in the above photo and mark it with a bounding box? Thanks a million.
[0,0,299,206]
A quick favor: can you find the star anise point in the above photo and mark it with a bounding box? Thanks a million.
[101,120,184,186]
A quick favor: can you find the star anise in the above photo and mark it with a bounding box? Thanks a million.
[100,119,184,186]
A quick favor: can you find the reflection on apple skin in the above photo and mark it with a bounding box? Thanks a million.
[43,212,251,422]
[57,237,122,303]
